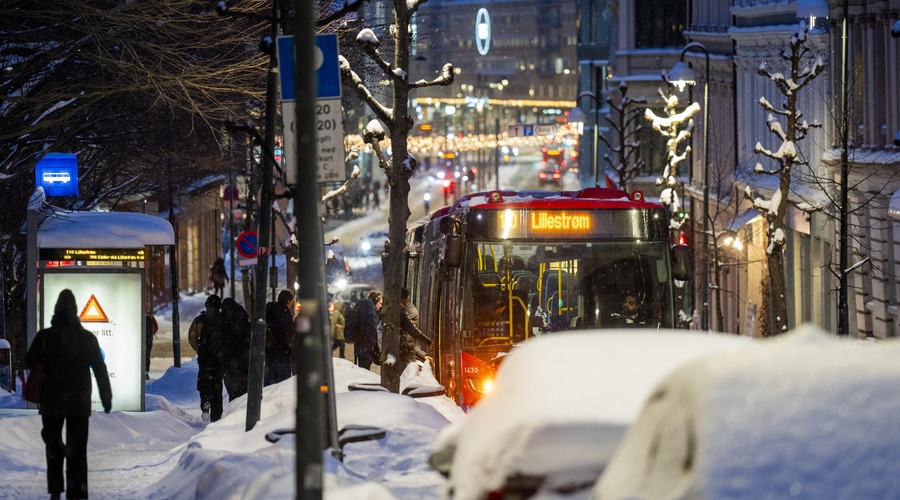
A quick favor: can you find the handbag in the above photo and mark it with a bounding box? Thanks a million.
[23,335,46,404]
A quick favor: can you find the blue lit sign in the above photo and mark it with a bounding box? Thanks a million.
[36,153,78,197]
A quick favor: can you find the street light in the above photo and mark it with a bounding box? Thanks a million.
[669,42,710,331]
[576,90,602,187]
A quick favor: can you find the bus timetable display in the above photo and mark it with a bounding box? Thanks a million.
[40,248,146,262]
[467,208,669,240]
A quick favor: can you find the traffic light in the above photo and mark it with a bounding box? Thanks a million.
[677,232,689,246]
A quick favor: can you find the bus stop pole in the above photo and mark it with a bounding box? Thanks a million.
[288,0,326,497]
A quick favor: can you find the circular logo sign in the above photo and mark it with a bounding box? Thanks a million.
[475,8,491,56]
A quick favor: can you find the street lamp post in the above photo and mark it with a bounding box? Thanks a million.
[576,90,602,187]
[669,42,710,331]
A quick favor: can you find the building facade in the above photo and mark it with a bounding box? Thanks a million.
[601,0,900,337]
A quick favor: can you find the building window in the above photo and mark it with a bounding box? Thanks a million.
[634,0,687,49]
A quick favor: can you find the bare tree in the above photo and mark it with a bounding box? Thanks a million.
[338,2,453,392]
[745,23,824,336]
[0,0,271,382]
[600,83,646,190]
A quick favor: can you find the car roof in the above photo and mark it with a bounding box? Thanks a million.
[597,325,900,499]
[432,330,750,499]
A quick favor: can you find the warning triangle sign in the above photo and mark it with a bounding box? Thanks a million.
[80,294,110,322]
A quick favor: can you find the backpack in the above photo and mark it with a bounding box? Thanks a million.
[344,305,362,344]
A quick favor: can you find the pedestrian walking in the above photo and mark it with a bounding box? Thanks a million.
[264,289,295,385]
[331,300,346,359]
[372,180,381,208]
[354,290,383,370]
[221,298,250,401]
[190,294,225,422]
[208,257,228,297]
[24,289,112,500]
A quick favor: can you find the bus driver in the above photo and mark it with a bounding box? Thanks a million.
[611,291,649,326]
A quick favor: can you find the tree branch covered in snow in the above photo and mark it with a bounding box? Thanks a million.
[644,81,700,229]
[599,83,646,190]
[410,63,455,89]
[746,22,824,336]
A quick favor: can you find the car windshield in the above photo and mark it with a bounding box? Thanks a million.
[462,240,675,348]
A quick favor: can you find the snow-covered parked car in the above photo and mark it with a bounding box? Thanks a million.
[428,330,750,499]
[595,325,900,499]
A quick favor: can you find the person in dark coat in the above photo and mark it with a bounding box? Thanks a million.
[354,290,383,370]
[208,257,228,297]
[264,289,294,385]
[611,290,649,327]
[145,311,158,381]
[220,297,250,401]
[194,294,225,422]
[24,289,112,500]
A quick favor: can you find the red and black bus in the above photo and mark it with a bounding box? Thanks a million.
[404,187,692,411]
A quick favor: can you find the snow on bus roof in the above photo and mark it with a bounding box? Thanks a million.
[451,188,652,211]
[36,209,175,248]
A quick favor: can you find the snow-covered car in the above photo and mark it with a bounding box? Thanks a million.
[428,330,750,499]
[595,325,900,500]
[358,229,389,256]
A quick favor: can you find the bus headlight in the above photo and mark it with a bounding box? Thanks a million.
[467,375,495,395]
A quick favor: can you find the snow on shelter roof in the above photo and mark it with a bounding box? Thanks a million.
[36,210,175,248]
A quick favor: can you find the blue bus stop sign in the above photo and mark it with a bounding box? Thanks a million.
[276,33,342,102]
[36,153,78,197]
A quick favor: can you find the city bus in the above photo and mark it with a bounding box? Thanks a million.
[404,187,692,410]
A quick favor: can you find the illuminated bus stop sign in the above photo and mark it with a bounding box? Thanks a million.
[36,153,78,197]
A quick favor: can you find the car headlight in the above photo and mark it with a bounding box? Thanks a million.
[361,241,372,252]
[334,278,348,290]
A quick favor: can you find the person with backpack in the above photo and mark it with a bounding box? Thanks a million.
[264,289,294,386]
[190,294,225,422]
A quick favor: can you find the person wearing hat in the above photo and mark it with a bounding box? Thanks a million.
[399,288,431,366]
[189,294,225,422]
[25,289,112,500]
[401,288,419,327]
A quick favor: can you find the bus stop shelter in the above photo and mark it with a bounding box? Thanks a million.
[26,208,175,412]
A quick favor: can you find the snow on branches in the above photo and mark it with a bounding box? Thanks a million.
[599,83,646,190]
[644,85,700,229]
[746,21,825,335]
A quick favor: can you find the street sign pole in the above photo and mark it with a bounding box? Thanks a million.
[246,8,279,432]
[288,0,325,497]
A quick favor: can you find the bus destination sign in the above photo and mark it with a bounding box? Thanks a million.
[40,248,146,262]
[468,208,668,240]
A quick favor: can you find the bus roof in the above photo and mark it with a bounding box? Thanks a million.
[445,188,663,213]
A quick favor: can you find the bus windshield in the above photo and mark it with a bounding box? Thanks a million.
[462,240,675,349]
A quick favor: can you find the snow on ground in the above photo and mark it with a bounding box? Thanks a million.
[0,351,463,499]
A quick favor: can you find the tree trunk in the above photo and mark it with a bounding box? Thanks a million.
[766,251,789,335]
[380,1,414,393]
